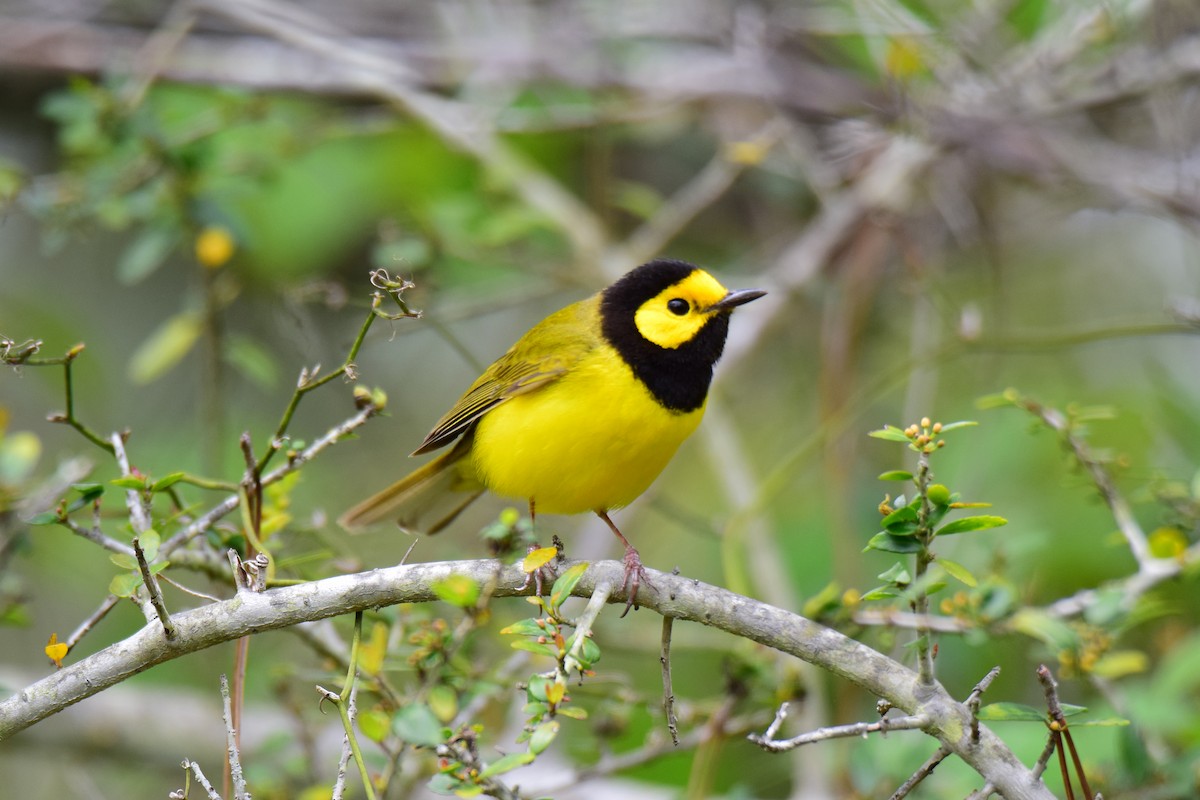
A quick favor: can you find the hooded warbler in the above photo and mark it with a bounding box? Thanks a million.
[340,259,766,607]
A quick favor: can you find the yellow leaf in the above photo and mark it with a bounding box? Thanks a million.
[522,546,557,573]
[45,633,68,668]
[359,621,389,676]
[545,680,565,706]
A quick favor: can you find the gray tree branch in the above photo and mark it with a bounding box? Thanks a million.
[1,558,1055,799]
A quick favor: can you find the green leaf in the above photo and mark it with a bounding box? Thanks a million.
[392,703,445,747]
[864,532,924,554]
[1008,609,1080,650]
[976,702,1045,722]
[1071,717,1130,727]
[432,574,481,608]
[137,529,160,561]
[478,750,535,779]
[936,515,1007,536]
[118,226,178,284]
[109,572,142,598]
[110,553,138,570]
[878,470,914,481]
[224,335,280,390]
[937,558,978,587]
[937,421,978,433]
[499,619,546,637]
[528,721,559,755]
[110,476,147,489]
[150,472,185,492]
[128,311,203,384]
[555,706,588,720]
[1059,703,1088,717]
[509,639,559,658]
[862,586,903,601]
[358,709,391,742]
[549,562,588,610]
[26,512,60,526]
[428,685,458,722]
[881,505,920,535]
[72,483,106,502]
[877,563,911,585]
[868,425,911,443]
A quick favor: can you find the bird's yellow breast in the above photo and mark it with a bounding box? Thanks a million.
[469,344,704,515]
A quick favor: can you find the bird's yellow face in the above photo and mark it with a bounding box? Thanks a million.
[632,269,733,349]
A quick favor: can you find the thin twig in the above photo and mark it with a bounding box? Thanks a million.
[750,707,928,752]
[111,433,152,534]
[220,674,249,800]
[889,744,952,800]
[61,517,135,557]
[64,594,121,651]
[967,667,1002,742]
[181,759,221,800]
[661,615,679,745]
[133,535,176,639]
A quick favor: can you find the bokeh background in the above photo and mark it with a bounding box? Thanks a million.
[2,1,1200,798]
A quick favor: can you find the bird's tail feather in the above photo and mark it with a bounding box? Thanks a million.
[338,435,483,534]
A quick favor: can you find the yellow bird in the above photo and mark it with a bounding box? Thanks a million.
[340,259,765,608]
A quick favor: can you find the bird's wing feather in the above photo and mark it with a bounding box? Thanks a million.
[412,297,600,455]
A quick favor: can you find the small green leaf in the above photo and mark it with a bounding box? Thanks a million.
[479,750,535,779]
[110,553,138,570]
[109,572,142,597]
[937,558,978,587]
[150,473,185,492]
[878,470,914,481]
[499,619,545,637]
[1008,609,1080,650]
[1091,650,1149,679]
[26,512,60,526]
[976,702,1045,722]
[549,562,589,610]
[936,515,1008,536]
[137,529,160,561]
[432,574,481,608]
[937,421,978,432]
[862,586,903,601]
[129,311,203,384]
[118,226,178,284]
[881,505,920,535]
[224,335,280,390]
[555,706,588,720]
[1071,717,1131,727]
[428,685,458,722]
[110,476,147,490]
[392,703,445,747]
[869,426,911,443]
[72,483,106,502]
[1059,703,1089,718]
[528,721,560,755]
[358,709,391,742]
[865,532,924,554]
[877,563,911,585]
[509,639,559,658]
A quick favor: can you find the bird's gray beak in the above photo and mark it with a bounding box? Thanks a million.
[707,288,767,313]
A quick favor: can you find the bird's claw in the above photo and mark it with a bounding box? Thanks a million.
[620,545,653,618]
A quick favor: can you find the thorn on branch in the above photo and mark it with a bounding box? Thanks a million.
[228,550,270,593]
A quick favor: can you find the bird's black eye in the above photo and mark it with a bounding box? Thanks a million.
[667,298,689,315]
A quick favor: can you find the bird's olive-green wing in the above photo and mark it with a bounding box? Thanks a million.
[412,296,601,455]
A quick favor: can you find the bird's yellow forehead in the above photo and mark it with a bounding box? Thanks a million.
[653,269,729,310]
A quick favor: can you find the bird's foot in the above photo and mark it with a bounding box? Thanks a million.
[620,545,653,618]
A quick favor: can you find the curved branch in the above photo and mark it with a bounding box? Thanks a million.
[0,559,1054,799]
